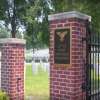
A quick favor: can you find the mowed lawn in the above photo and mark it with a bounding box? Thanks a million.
[25,63,49,100]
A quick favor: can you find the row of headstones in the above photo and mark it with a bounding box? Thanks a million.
[32,61,50,75]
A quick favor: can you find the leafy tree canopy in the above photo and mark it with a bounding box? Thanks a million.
[51,0,100,32]
[0,0,28,37]
[0,0,100,49]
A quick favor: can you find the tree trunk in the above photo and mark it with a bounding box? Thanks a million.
[11,0,16,38]
[11,16,16,38]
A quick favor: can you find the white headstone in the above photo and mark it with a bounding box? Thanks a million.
[32,61,38,74]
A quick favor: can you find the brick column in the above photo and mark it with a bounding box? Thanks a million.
[0,38,25,100]
[48,11,91,100]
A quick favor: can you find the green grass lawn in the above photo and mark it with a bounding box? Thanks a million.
[90,69,100,91]
[25,63,49,100]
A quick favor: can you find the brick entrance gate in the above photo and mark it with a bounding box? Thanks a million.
[0,38,25,100]
[0,11,93,100]
[48,11,91,100]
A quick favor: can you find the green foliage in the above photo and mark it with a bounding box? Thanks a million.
[0,27,23,39]
[0,0,6,20]
[25,50,33,62]
[0,0,28,37]
[1,0,100,47]
[25,0,100,49]
[51,0,100,32]
[24,0,52,49]
[0,27,10,38]
[15,31,23,39]
[0,90,9,100]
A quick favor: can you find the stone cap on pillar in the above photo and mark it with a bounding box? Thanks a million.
[48,11,91,22]
[0,38,26,44]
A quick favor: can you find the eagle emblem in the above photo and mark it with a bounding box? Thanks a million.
[56,31,67,42]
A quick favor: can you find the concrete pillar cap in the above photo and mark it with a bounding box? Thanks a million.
[0,38,26,44]
[48,11,91,22]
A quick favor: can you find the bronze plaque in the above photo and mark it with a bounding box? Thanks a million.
[54,28,70,65]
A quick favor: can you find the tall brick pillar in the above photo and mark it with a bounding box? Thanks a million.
[0,38,25,100]
[48,11,91,100]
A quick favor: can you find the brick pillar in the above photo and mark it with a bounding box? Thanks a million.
[0,38,25,100]
[48,11,91,100]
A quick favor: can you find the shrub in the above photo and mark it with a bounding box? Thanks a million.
[0,90,9,100]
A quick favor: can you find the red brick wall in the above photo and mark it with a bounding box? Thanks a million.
[49,18,87,100]
[0,42,25,100]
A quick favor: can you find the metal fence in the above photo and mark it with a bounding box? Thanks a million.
[86,22,100,100]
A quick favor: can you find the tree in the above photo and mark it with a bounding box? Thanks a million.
[0,0,27,38]
[25,0,100,50]
[0,26,23,38]
[0,0,51,48]
[1,0,99,48]
[51,0,100,32]
[24,0,52,49]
